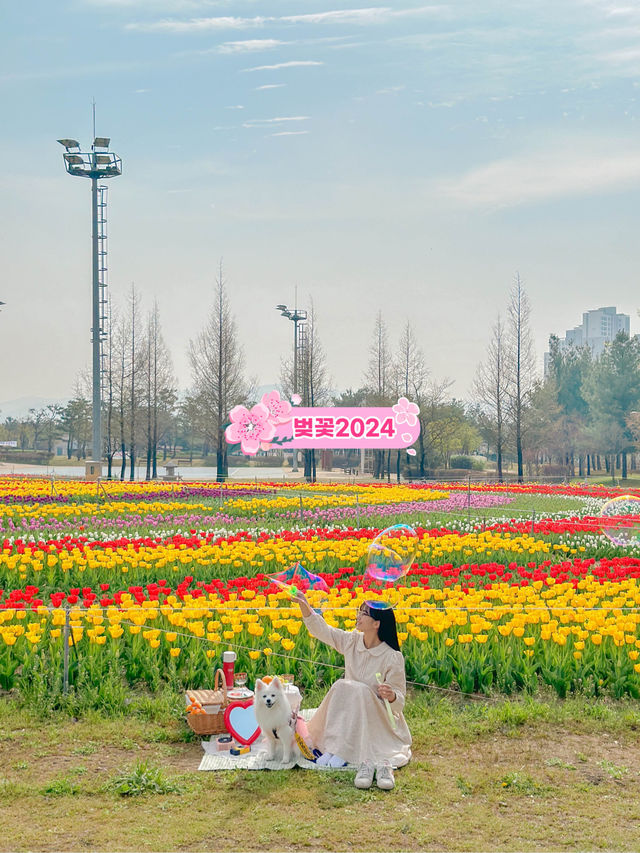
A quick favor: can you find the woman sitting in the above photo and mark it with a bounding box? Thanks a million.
[293,591,411,790]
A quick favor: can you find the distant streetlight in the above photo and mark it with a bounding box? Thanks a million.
[57,132,122,466]
[275,304,307,473]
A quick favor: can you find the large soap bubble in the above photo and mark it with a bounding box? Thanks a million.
[600,495,640,546]
[267,562,330,612]
[364,524,418,601]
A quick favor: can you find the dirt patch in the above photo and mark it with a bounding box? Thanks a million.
[3,716,640,851]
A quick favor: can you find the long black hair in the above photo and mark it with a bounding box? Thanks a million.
[368,606,400,651]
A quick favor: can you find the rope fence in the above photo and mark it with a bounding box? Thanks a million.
[6,599,638,701]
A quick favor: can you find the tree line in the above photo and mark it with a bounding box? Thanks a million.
[2,268,640,483]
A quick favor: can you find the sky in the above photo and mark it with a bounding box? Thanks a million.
[2,0,640,411]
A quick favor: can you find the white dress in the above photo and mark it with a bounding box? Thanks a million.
[303,610,412,768]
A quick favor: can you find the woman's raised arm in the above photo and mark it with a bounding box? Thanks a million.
[292,590,350,655]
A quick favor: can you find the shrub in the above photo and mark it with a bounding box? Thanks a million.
[450,456,485,471]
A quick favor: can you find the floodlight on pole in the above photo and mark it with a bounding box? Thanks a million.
[57,139,80,150]
[275,302,307,472]
[58,129,122,467]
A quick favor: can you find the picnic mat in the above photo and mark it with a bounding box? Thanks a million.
[198,708,356,772]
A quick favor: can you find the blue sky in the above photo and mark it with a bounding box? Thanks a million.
[3,0,640,405]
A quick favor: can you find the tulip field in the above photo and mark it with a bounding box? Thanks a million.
[2,475,640,708]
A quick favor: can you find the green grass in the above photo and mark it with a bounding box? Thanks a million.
[2,691,640,851]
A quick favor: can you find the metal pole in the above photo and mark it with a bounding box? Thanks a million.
[292,317,298,473]
[91,175,101,463]
[299,494,304,521]
[63,608,70,694]
[356,493,360,529]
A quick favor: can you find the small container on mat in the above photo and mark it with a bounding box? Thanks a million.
[185,668,229,736]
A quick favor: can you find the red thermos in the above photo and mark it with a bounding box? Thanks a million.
[223,650,236,688]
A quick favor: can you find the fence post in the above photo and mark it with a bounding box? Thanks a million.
[356,494,360,529]
[531,510,535,535]
[299,494,304,522]
[63,607,70,694]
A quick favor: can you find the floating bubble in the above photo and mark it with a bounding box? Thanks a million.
[600,495,640,546]
[267,562,330,612]
[363,599,394,612]
[364,524,419,598]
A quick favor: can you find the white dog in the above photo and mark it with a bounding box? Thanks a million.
[254,677,297,763]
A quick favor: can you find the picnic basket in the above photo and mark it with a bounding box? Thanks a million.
[185,668,229,736]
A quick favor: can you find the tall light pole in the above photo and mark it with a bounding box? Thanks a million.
[275,303,307,473]
[58,134,122,466]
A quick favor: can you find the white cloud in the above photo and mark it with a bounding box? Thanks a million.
[376,85,405,95]
[218,39,286,54]
[126,6,444,33]
[255,83,286,90]
[243,116,310,127]
[270,131,310,136]
[129,14,259,32]
[437,142,640,209]
[241,60,324,73]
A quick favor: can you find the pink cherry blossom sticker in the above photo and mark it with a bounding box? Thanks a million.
[393,397,420,427]
[225,403,276,456]
[290,393,302,405]
[406,448,417,456]
[401,433,413,443]
[261,390,293,424]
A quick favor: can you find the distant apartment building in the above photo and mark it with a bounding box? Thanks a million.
[544,306,631,374]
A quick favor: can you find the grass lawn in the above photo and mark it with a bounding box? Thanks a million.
[2,691,640,852]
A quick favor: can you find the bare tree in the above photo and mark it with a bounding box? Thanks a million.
[364,311,393,478]
[102,295,118,478]
[114,309,129,480]
[189,261,249,482]
[364,310,392,403]
[393,321,429,480]
[143,301,177,479]
[303,301,330,481]
[474,314,509,481]
[279,300,331,481]
[128,285,143,481]
[506,274,536,482]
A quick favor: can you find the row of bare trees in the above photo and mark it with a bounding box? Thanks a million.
[474,275,640,483]
[474,274,535,481]
[102,287,177,479]
[8,262,640,484]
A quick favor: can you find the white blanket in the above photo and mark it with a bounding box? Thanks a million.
[197,708,355,772]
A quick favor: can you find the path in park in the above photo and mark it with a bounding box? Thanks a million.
[0,462,366,482]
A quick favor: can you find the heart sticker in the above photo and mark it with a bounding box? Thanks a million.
[224,699,261,745]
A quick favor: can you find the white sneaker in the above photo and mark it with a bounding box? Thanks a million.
[354,760,375,789]
[375,761,395,790]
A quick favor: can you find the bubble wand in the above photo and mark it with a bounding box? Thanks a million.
[375,672,397,730]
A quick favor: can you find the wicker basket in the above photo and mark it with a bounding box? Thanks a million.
[186,668,229,736]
